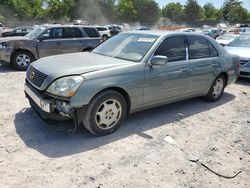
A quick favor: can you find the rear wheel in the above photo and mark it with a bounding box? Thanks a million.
[102,35,108,41]
[82,90,127,135]
[205,75,225,102]
[11,51,34,71]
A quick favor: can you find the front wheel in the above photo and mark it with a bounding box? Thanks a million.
[11,51,34,71]
[205,75,225,102]
[82,90,127,135]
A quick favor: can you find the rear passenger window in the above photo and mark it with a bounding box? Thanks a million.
[154,36,186,62]
[97,27,107,31]
[83,28,100,38]
[187,36,210,59]
[208,42,219,57]
[63,28,82,38]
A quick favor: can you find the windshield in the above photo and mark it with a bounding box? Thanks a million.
[229,34,250,47]
[25,26,46,39]
[92,33,159,62]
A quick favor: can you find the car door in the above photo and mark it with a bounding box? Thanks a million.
[61,27,84,53]
[186,36,220,94]
[143,36,191,106]
[36,28,65,58]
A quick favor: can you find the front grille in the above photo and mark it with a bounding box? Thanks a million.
[240,71,250,76]
[240,60,250,66]
[27,66,47,88]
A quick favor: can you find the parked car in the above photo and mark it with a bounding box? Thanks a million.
[202,28,220,39]
[96,26,111,41]
[224,33,250,78]
[1,26,34,37]
[216,34,239,46]
[24,31,239,135]
[0,25,101,70]
[134,26,151,31]
[106,25,121,36]
[0,23,5,33]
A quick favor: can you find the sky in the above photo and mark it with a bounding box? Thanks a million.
[156,0,250,10]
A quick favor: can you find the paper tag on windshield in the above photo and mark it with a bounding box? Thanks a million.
[138,38,156,42]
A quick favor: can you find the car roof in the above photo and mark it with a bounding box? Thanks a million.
[125,30,210,38]
[41,25,97,29]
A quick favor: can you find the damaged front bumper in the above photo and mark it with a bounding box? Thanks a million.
[24,83,74,120]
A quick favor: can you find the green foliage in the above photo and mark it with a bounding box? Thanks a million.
[117,0,160,25]
[0,0,249,25]
[203,3,219,20]
[162,3,184,22]
[222,0,249,21]
[184,0,203,21]
[0,15,4,22]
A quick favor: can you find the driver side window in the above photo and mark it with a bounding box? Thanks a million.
[41,28,63,40]
[154,36,186,62]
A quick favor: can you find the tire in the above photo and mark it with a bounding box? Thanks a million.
[11,51,35,71]
[102,35,108,41]
[82,48,93,52]
[205,75,225,102]
[82,90,127,135]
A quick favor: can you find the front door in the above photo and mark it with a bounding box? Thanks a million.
[144,36,191,106]
[37,28,65,58]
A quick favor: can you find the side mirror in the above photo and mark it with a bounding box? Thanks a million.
[149,55,168,66]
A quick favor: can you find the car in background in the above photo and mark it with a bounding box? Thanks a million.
[0,25,101,70]
[96,26,111,41]
[225,33,250,78]
[179,28,196,32]
[216,34,239,46]
[24,31,239,135]
[1,26,34,37]
[106,25,121,36]
[0,23,5,33]
[134,26,151,31]
[202,28,220,39]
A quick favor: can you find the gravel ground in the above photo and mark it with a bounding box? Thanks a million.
[0,63,250,188]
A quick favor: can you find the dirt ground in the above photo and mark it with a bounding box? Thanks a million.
[0,63,249,188]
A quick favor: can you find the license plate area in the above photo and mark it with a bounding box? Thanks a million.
[24,84,52,113]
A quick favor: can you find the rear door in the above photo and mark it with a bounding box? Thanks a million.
[82,27,101,50]
[62,27,84,53]
[37,28,65,58]
[143,36,191,106]
[186,36,220,94]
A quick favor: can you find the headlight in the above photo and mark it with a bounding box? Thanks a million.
[47,76,84,97]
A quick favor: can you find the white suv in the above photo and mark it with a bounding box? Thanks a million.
[96,26,111,41]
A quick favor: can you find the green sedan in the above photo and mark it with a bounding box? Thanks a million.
[24,31,239,135]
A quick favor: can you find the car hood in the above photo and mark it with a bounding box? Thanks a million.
[224,46,250,59]
[29,52,131,90]
[0,36,31,42]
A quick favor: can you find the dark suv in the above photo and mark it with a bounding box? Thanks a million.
[0,25,101,70]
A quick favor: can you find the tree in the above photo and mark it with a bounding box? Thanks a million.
[184,0,203,21]
[117,0,160,25]
[203,3,219,20]
[222,0,248,22]
[162,2,184,22]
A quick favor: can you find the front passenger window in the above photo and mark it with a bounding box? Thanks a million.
[154,36,186,62]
